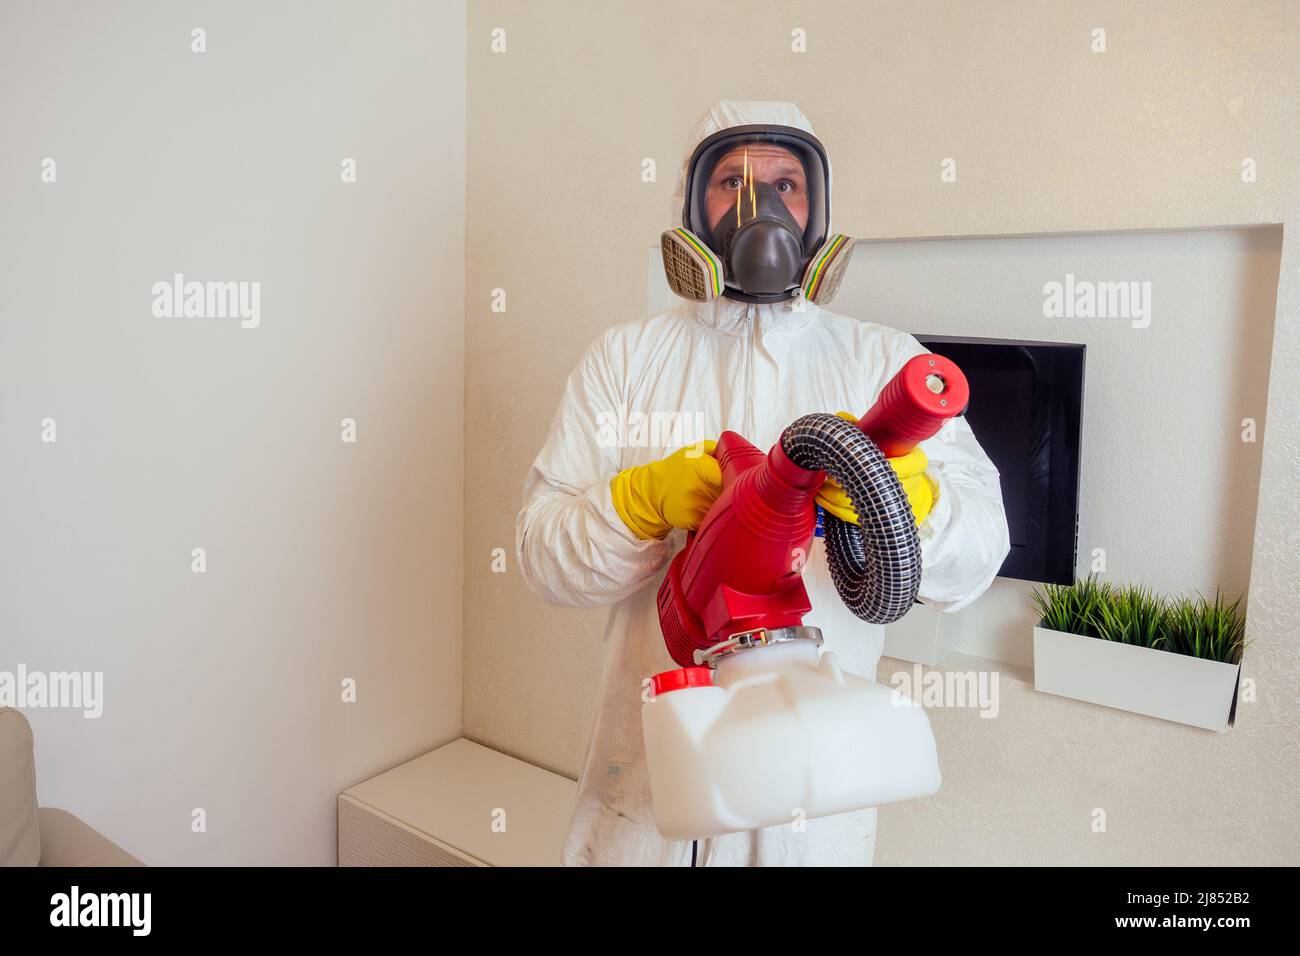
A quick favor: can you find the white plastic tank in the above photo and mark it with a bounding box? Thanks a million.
[641,632,941,841]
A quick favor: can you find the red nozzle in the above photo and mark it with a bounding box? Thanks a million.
[857,353,968,457]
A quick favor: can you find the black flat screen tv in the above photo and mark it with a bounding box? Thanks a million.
[914,335,1085,586]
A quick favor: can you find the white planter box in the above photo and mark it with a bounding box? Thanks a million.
[1032,626,1240,732]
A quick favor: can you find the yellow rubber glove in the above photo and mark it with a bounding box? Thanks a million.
[814,412,939,526]
[609,440,723,541]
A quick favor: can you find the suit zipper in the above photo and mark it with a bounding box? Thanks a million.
[744,303,756,435]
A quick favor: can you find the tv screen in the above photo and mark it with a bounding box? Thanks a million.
[915,335,1085,586]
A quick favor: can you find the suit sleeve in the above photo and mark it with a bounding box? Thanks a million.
[874,328,1011,612]
[515,331,674,609]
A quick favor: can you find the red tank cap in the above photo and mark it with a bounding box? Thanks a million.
[651,666,713,696]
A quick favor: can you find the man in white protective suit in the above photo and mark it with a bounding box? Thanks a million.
[516,101,1010,866]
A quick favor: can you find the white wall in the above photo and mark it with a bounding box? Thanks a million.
[0,0,466,865]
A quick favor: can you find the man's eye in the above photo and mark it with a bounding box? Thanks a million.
[777,180,797,193]
[723,176,744,189]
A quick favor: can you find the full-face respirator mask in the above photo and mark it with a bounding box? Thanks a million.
[662,124,855,306]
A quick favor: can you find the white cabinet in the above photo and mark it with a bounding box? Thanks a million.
[338,738,577,867]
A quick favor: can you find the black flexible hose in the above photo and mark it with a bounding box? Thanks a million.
[780,412,922,624]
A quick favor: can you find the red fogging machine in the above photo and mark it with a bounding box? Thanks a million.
[656,352,970,666]
[641,353,970,841]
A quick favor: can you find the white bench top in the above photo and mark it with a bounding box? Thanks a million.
[341,738,577,867]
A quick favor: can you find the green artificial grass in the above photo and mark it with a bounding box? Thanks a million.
[1030,575,1247,665]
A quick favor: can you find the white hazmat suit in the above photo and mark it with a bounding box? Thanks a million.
[516,101,1010,866]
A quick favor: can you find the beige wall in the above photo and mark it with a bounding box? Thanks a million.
[1,0,466,865]
[465,0,1299,862]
